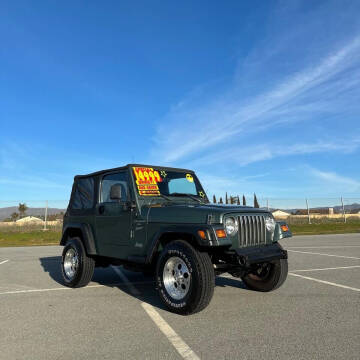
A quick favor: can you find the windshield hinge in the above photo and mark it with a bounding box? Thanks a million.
[207,214,213,224]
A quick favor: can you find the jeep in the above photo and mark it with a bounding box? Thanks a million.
[60,164,291,315]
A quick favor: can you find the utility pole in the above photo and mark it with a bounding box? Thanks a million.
[44,200,48,231]
[306,198,311,224]
[341,197,346,223]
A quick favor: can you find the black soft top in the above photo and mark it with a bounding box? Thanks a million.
[74,164,195,179]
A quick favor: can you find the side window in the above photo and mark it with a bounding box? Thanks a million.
[71,177,94,210]
[101,172,129,203]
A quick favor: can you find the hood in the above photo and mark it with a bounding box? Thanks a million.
[144,202,270,224]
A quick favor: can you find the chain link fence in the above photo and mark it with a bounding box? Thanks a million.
[1,198,360,231]
[211,196,360,224]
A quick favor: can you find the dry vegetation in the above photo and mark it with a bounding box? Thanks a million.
[0,220,359,247]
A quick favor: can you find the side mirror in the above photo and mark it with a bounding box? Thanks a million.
[110,184,122,201]
[123,201,136,211]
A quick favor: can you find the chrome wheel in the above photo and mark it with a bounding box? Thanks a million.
[63,248,79,280]
[163,256,191,300]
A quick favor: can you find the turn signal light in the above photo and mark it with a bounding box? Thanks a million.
[198,230,207,239]
[215,229,227,238]
[281,224,289,232]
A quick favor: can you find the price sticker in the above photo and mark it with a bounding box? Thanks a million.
[133,167,162,196]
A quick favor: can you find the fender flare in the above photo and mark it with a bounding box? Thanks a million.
[60,223,97,255]
[145,224,228,264]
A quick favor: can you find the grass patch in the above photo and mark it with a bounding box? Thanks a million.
[0,230,61,247]
[0,221,359,247]
[291,221,360,236]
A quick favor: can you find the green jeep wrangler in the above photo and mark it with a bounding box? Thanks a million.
[60,164,291,315]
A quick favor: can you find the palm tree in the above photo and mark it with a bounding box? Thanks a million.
[18,203,28,218]
[11,212,19,222]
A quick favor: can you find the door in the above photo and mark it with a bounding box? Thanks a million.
[95,171,132,258]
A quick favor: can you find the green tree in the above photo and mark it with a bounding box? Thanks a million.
[242,195,246,206]
[18,203,28,218]
[237,196,240,205]
[212,195,217,203]
[225,192,228,204]
[10,212,19,222]
[219,197,223,204]
[254,194,260,208]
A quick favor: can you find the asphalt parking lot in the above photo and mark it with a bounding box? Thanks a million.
[0,233,359,360]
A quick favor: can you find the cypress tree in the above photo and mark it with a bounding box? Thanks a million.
[254,193,260,208]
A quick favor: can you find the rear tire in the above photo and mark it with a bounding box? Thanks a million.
[241,259,288,292]
[156,240,215,315]
[61,237,95,288]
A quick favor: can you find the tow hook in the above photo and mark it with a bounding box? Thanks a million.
[237,255,247,266]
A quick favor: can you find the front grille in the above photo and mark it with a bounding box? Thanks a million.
[237,215,266,247]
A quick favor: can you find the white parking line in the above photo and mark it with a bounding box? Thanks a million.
[287,250,360,260]
[142,302,200,360]
[111,266,141,296]
[0,280,154,296]
[292,265,360,272]
[0,284,105,295]
[0,260,9,265]
[287,246,360,249]
[289,272,360,292]
[111,266,199,360]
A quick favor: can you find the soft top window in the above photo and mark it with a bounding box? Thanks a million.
[71,177,94,210]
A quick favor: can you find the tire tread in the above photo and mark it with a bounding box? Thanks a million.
[242,258,288,292]
[62,237,95,288]
[157,240,214,315]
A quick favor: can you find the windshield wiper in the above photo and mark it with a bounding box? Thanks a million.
[170,193,204,203]
[158,193,172,201]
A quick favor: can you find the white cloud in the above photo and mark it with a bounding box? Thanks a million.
[152,35,360,163]
[312,168,360,189]
[310,168,360,191]
[190,138,360,167]
[0,176,69,190]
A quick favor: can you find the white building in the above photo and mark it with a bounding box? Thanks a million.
[272,210,290,218]
[16,216,44,224]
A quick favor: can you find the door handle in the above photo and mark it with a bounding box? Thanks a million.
[98,205,105,215]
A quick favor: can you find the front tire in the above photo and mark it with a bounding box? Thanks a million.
[61,237,95,288]
[156,240,215,315]
[241,259,288,292]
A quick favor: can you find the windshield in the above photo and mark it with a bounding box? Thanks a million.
[132,166,207,201]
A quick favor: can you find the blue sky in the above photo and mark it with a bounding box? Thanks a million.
[1,0,360,208]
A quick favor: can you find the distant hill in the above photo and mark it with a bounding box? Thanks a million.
[0,207,66,221]
[333,203,360,213]
[283,203,360,214]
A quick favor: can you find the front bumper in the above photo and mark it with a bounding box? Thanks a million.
[232,242,287,267]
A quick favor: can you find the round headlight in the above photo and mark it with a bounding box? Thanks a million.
[265,216,276,232]
[225,217,238,235]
